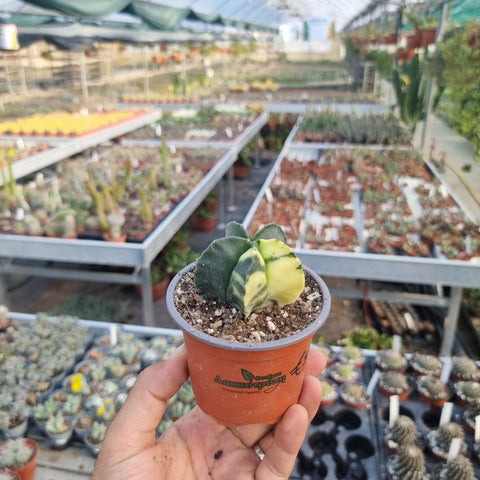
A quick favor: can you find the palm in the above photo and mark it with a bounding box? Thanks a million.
[92,348,324,480]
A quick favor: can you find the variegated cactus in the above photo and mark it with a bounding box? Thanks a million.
[194,221,304,318]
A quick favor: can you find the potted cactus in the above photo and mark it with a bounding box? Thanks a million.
[386,444,428,480]
[85,420,107,457]
[45,410,73,448]
[434,455,475,480]
[450,356,480,382]
[426,422,467,462]
[0,438,39,480]
[338,382,370,410]
[375,349,408,372]
[166,221,331,426]
[416,375,451,410]
[384,415,418,454]
[378,371,412,401]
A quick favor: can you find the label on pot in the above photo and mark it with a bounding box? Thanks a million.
[212,350,307,395]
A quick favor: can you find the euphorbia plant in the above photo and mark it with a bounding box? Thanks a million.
[194,221,304,317]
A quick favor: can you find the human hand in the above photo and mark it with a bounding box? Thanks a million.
[92,344,325,480]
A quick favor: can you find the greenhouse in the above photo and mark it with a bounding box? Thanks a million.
[0,0,479,478]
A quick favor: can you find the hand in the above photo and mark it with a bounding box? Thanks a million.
[92,345,326,480]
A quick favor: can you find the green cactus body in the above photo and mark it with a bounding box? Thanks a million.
[0,439,34,470]
[417,375,450,401]
[376,349,407,371]
[386,445,427,480]
[385,415,417,449]
[194,222,304,318]
[429,422,466,460]
[46,411,69,434]
[89,421,107,443]
[435,455,475,480]
[380,371,411,395]
[451,356,480,381]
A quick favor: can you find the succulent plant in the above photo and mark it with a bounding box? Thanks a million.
[428,422,466,460]
[88,421,107,444]
[340,383,369,407]
[320,378,337,404]
[96,398,116,422]
[454,381,480,404]
[62,394,82,416]
[46,411,69,435]
[410,353,443,376]
[417,375,450,401]
[450,356,480,381]
[338,346,364,365]
[386,444,428,480]
[379,371,411,395]
[434,455,475,480]
[194,221,304,318]
[32,398,57,421]
[375,349,407,371]
[0,439,35,471]
[330,363,358,383]
[384,415,417,450]
[463,400,480,432]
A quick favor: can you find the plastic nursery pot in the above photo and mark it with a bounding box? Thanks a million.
[166,264,331,427]
[12,438,39,480]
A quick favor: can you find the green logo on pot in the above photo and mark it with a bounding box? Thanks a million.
[214,368,286,391]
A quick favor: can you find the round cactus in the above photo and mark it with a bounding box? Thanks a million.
[340,383,369,408]
[386,444,428,480]
[338,346,364,366]
[417,375,450,401]
[410,353,443,376]
[379,371,411,396]
[376,349,408,371]
[450,356,480,381]
[454,380,480,405]
[329,363,358,384]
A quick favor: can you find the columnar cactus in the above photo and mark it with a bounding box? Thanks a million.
[194,222,304,318]
[434,455,475,480]
[428,422,466,460]
[386,445,428,480]
[384,415,417,451]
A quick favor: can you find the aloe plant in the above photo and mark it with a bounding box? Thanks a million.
[194,222,304,318]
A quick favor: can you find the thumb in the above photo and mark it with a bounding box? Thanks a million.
[101,345,188,457]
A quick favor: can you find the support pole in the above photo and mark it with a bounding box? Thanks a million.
[440,286,463,357]
[79,51,88,101]
[419,0,449,154]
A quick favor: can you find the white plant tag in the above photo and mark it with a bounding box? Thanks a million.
[366,369,381,398]
[439,402,453,426]
[447,437,462,461]
[475,415,480,443]
[392,335,402,352]
[389,395,399,427]
[110,325,117,346]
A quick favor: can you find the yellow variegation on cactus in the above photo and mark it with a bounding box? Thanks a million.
[194,221,304,317]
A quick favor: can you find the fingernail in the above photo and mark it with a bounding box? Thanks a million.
[168,344,185,358]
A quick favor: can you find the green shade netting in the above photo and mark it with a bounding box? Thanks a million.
[24,0,132,18]
[0,14,54,25]
[450,0,480,24]
[130,1,192,30]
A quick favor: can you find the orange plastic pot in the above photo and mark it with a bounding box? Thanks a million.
[12,438,38,480]
[166,264,331,426]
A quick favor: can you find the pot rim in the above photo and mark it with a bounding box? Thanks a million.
[166,263,331,352]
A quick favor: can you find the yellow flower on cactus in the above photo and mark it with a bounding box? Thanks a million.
[71,373,83,392]
[97,406,105,416]
[401,74,410,85]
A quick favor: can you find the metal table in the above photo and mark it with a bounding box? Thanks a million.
[243,110,480,356]
[0,112,268,325]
